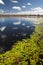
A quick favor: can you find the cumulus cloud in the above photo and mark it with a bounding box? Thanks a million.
[0,9,4,14]
[27,2,31,5]
[11,0,18,3]
[31,7,43,15]
[31,7,43,11]
[0,0,4,5]
[22,6,26,8]
[0,26,6,31]
[12,6,21,11]
[16,7,43,15]
[13,21,21,25]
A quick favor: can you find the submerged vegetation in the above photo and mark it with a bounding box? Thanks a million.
[0,25,43,65]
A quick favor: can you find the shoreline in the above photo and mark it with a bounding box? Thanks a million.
[0,14,43,18]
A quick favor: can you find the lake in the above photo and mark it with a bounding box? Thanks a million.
[0,17,43,53]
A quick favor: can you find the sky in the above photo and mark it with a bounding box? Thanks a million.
[0,0,43,14]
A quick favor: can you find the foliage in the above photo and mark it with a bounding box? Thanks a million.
[0,25,43,65]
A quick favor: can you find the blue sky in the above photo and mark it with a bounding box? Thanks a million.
[0,0,43,14]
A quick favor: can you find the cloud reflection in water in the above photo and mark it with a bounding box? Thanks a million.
[0,17,35,52]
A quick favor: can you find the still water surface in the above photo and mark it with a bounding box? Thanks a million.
[0,17,42,52]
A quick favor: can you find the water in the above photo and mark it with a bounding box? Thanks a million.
[0,17,42,53]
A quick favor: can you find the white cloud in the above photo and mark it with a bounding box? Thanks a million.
[16,7,43,15]
[0,26,6,31]
[11,0,18,3]
[22,6,26,8]
[26,26,30,28]
[31,7,43,11]
[13,21,21,25]
[31,7,43,15]
[0,0,4,5]
[15,11,31,15]
[0,9,4,13]
[27,2,31,5]
[12,6,21,11]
